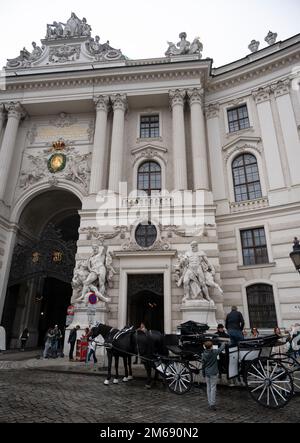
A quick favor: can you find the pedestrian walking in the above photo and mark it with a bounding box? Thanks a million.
[225,306,245,346]
[43,327,54,359]
[202,340,226,411]
[68,325,80,361]
[20,328,29,351]
[87,336,99,368]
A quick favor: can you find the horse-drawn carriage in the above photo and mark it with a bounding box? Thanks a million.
[92,321,300,410]
[153,321,300,410]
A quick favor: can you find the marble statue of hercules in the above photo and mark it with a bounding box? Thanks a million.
[81,245,107,299]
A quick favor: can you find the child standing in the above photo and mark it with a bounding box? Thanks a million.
[202,341,226,411]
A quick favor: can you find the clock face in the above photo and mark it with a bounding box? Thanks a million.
[48,153,66,173]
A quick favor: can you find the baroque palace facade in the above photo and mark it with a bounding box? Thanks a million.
[0,14,300,348]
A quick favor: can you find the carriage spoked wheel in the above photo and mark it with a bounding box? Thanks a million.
[163,361,193,395]
[245,357,294,409]
[272,354,300,394]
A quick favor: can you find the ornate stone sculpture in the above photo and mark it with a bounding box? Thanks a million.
[7,47,31,68]
[49,44,81,63]
[46,13,92,39]
[176,242,223,304]
[85,36,125,62]
[29,42,44,61]
[72,244,115,305]
[248,40,260,53]
[165,33,203,57]
[265,31,278,46]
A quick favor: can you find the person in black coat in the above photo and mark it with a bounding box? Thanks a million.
[225,307,245,346]
[68,325,80,361]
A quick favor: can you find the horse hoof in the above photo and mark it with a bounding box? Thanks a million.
[123,377,129,383]
[104,380,110,386]
[145,384,151,390]
[113,379,119,384]
[127,376,134,381]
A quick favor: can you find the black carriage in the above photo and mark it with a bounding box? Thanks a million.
[155,321,298,410]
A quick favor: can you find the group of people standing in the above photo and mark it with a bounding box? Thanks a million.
[43,325,63,359]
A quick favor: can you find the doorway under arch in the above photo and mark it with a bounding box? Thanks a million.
[1,189,81,349]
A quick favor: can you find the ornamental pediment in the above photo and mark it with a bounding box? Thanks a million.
[222,136,262,152]
[131,144,168,165]
[6,13,127,70]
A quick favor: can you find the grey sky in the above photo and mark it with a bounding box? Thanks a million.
[0,0,299,69]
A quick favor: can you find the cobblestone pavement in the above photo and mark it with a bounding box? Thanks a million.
[0,369,300,423]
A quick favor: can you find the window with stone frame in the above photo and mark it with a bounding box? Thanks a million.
[140,115,160,139]
[247,284,277,329]
[232,153,262,202]
[241,228,269,266]
[227,104,250,133]
[137,161,162,196]
[135,222,157,248]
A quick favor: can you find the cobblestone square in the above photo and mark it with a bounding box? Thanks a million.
[0,367,299,423]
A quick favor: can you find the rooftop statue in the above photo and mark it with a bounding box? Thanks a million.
[46,13,92,39]
[165,33,203,58]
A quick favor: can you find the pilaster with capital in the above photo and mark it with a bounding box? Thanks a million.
[169,89,188,190]
[272,79,300,185]
[187,88,209,190]
[252,87,285,190]
[0,102,25,201]
[89,95,110,194]
[108,94,127,193]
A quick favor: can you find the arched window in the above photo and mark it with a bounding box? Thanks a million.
[232,154,262,202]
[247,284,277,329]
[137,161,161,196]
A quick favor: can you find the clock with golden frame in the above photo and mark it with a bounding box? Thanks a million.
[47,141,67,173]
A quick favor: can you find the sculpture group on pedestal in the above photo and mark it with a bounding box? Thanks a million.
[46,12,91,39]
[176,242,223,304]
[71,244,115,306]
[165,32,203,57]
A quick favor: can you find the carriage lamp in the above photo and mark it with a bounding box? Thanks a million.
[290,251,300,274]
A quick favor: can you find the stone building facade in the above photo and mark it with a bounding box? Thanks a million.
[0,15,300,348]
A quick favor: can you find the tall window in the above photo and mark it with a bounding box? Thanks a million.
[232,154,262,202]
[140,115,160,139]
[241,228,269,266]
[247,284,277,329]
[227,105,250,133]
[137,161,161,196]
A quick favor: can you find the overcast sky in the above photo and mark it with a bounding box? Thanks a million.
[1,0,299,69]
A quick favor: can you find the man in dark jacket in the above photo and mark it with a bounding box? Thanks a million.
[68,325,80,361]
[225,306,245,346]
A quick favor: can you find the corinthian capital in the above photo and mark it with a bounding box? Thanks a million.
[6,102,26,120]
[111,94,128,112]
[187,88,204,106]
[205,103,220,119]
[252,86,272,104]
[169,89,186,107]
[94,95,110,113]
[271,79,290,98]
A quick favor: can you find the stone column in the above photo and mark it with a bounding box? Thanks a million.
[206,103,227,201]
[272,80,300,186]
[89,95,110,194]
[0,102,24,201]
[0,104,6,141]
[188,88,209,190]
[252,87,285,191]
[108,94,127,194]
[169,90,188,191]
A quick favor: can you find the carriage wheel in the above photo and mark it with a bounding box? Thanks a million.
[272,354,300,394]
[164,361,193,395]
[245,358,294,409]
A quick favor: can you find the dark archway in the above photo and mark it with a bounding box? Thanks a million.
[127,274,164,332]
[1,190,81,349]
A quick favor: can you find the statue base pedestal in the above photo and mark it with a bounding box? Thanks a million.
[181,300,217,329]
[63,303,108,356]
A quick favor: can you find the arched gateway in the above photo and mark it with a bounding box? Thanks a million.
[2,190,82,349]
